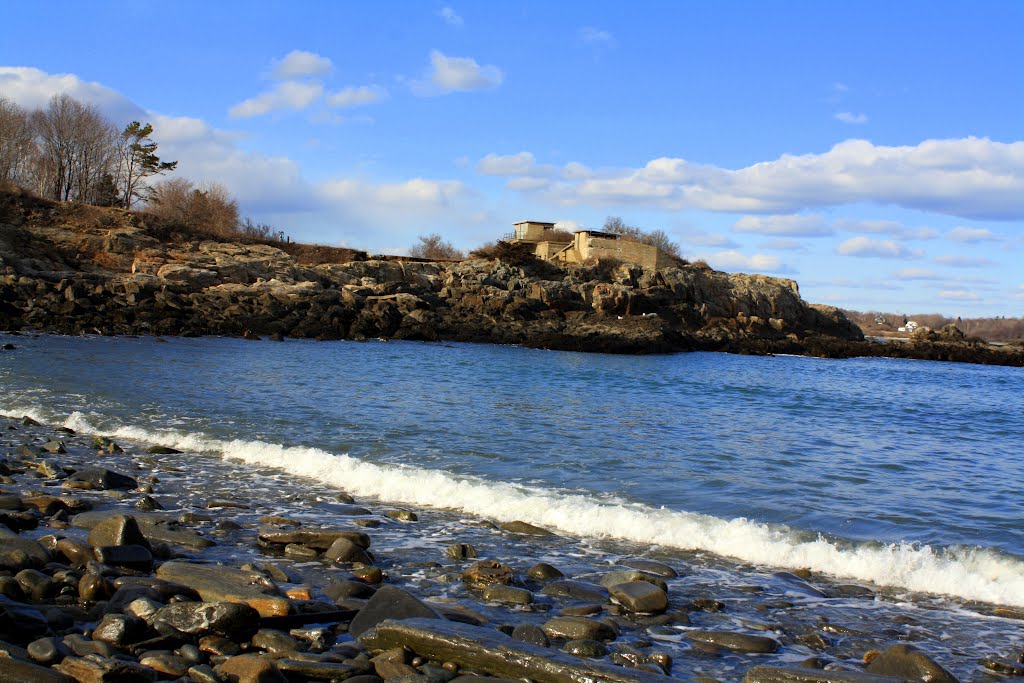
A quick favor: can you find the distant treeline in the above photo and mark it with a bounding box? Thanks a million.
[844,309,1024,343]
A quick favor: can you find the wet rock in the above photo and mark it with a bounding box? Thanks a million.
[446,544,478,560]
[981,658,1024,676]
[511,624,549,647]
[0,658,72,682]
[352,567,384,584]
[622,559,679,577]
[91,613,147,647]
[57,655,159,681]
[27,636,69,665]
[361,618,667,683]
[686,630,779,653]
[499,520,554,536]
[252,628,300,654]
[93,544,153,570]
[147,446,182,454]
[284,543,319,560]
[527,562,564,580]
[153,601,262,639]
[87,514,150,548]
[188,664,222,683]
[135,495,163,511]
[22,495,91,516]
[743,667,907,683]
[258,527,371,550]
[563,638,608,658]
[539,580,607,602]
[864,644,959,683]
[139,652,192,677]
[155,561,291,617]
[0,594,50,641]
[218,653,287,682]
[0,510,39,533]
[325,579,376,601]
[207,499,249,509]
[324,536,374,564]
[62,633,116,658]
[0,576,26,600]
[542,616,616,641]
[55,538,94,568]
[385,510,418,522]
[66,466,137,490]
[462,560,515,587]
[348,585,442,639]
[607,581,668,614]
[0,494,25,510]
[0,529,51,570]
[483,584,533,605]
[199,634,241,657]
[599,571,668,592]
[278,659,362,680]
[16,568,58,601]
[41,440,67,454]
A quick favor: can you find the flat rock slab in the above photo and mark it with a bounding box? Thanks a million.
[361,618,677,683]
[2,658,74,682]
[258,527,371,550]
[686,630,779,653]
[743,667,908,683]
[73,511,214,548]
[608,581,668,613]
[155,561,291,617]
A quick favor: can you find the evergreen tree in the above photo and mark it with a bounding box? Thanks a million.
[116,121,177,209]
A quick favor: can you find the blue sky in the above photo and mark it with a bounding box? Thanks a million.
[2,1,1022,317]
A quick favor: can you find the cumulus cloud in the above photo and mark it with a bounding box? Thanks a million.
[938,289,982,301]
[319,177,467,207]
[424,50,503,93]
[327,85,387,108]
[836,236,917,259]
[833,218,937,241]
[437,7,463,26]
[476,152,551,177]
[946,226,1004,243]
[0,66,145,123]
[733,214,833,237]
[498,138,1024,220]
[271,50,333,79]
[229,80,323,118]
[934,255,995,268]
[835,111,868,124]
[706,250,790,274]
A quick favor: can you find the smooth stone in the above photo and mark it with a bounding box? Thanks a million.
[0,658,73,682]
[542,616,616,642]
[62,633,116,658]
[135,495,164,511]
[324,537,373,564]
[540,580,608,602]
[74,511,216,548]
[482,584,533,605]
[324,579,376,601]
[385,510,418,522]
[66,466,136,490]
[155,561,290,617]
[56,539,94,568]
[511,623,549,647]
[446,544,477,560]
[462,560,515,587]
[564,639,608,658]
[498,520,554,536]
[0,575,26,600]
[206,499,249,509]
[56,655,159,681]
[199,634,241,657]
[27,636,68,665]
[348,585,442,639]
[258,527,371,550]
[0,529,51,569]
[527,562,564,580]
[218,653,287,682]
[284,543,320,560]
[139,652,192,677]
[685,630,779,653]
[743,667,907,683]
[0,494,24,510]
[16,568,57,601]
[94,544,153,570]
[607,581,668,614]
[188,664,221,683]
[154,601,262,639]
[0,594,50,640]
[87,514,150,548]
[91,613,147,647]
[598,571,668,592]
[622,559,679,577]
[864,644,959,683]
[252,628,300,654]
[361,618,669,683]
[41,440,67,454]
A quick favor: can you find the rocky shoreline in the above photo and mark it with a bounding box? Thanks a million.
[2,189,1021,366]
[3,414,1024,683]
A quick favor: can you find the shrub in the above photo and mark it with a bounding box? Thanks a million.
[409,233,464,260]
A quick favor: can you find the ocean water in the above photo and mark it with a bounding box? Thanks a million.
[2,332,1024,608]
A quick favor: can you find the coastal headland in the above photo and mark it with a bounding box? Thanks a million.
[1,188,1022,366]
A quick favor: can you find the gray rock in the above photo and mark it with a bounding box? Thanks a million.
[385,510,418,522]
[324,537,373,564]
[511,623,549,647]
[252,628,300,654]
[153,601,261,639]
[564,639,608,658]
[91,613,147,647]
[686,630,779,653]
[540,580,607,602]
[66,466,136,490]
[462,560,515,588]
[527,562,564,580]
[743,667,907,683]
[446,544,478,560]
[607,581,668,614]
[483,584,533,605]
[599,570,668,592]
[93,544,153,570]
[865,644,959,683]
[154,561,290,617]
[622,559,679,577]
[325,579,376,601]
[542,616,616,642]
[87,514,150,548]
[16,568,57,601]
[41,440,66,455]
[361,618,669,683]
[348,585,442,639]
[27,636,68,665]
[0,529,51,570]
[499,520,554,536]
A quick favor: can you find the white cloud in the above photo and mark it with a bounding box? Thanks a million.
[327,85,387,108]
[503,138,1024,220]
[580,26,614,46]
[272,50,333,80]
[477,151,551,177]
[562,162,593,180]
[681,229,739,248]
[938,289,982,301]
[506,177,550,191]
[0,66,145,123]
[946,226,1004,243]
[733,214,833,237]
[425,50,503,93]
[554,220,582,231]
[836,236,916,259]
[319,177,467,207]
[706,250,789,273]
[229,80,323,118]
[437,7,463,26]
[835,111,868,124]
[833,218,937,241]
[934,255,995,268]
[758,238,807,251]
[892,268,943,281]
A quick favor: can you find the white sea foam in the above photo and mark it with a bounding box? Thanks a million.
[6,406,1024,607]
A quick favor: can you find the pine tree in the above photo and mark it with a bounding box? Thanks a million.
[116,121,177,209]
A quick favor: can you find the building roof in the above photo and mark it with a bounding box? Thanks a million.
[513,220,556,227]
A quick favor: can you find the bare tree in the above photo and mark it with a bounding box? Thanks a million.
[30,94,116,202]
[409,233,464,260]
[0,96,36,187]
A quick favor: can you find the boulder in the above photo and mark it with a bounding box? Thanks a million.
[542,616,616,641]
[153,601,261,639]
[323,537,373,564]
[66,466,136,490]
[607,581,668,613]
[462,560,515,588]
[258,527,371,550]
[86,514,150,549]
[865,644,959,683]
[499,520,555,536]
[155,561,291,617]
[348,585,442,639]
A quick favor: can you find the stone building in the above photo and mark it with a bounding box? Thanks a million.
[506,220,676,270]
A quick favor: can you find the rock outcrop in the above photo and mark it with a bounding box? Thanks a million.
[2,189,1021,365]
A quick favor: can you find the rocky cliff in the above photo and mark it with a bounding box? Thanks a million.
[2,189,1021,365]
